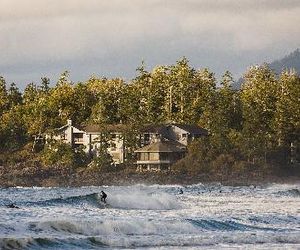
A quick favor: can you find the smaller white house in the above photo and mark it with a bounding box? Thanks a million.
[51,119,87,148]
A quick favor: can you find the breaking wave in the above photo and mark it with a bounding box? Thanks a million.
[276,188,300,197]
[20,193,106,209]
[17,188,181,210]
[29,218,198,236]
[0,237,108,250]
[187,218,285,232]
[107,188,181,210]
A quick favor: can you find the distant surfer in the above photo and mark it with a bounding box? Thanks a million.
[100,191,107,203]
[179,188,183,194]
[6,203,19,209]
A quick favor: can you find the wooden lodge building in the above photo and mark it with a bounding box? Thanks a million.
[48,120,208,171]
[135,139,186,171]
[135,124,208,171]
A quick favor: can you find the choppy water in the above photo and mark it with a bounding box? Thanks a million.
[0,183,299,249]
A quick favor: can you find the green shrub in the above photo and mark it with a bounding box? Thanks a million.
[89,145,114,172]
[211,154,235,175]
[41,141,87,167]
[0,143,37,166]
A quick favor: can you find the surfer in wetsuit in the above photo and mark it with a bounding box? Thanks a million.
[6,203,19,209]
[100,191,107,203]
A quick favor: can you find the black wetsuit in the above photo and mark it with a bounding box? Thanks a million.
[7,203,19,209]
[100,191,107,203]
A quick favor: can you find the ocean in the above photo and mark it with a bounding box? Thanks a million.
[0,183,299,249]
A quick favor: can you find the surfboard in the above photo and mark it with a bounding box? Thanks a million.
[99,200,111,208]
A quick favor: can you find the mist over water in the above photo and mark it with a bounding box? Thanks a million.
[0,183,299,249]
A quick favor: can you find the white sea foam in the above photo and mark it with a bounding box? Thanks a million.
[107,187,182,210]
[33,218,198,236]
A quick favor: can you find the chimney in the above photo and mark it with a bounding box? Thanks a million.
[67,119,72,126]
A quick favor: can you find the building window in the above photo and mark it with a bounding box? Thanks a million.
[74,133,83,142]
[144,133,150,141]
[140,153,149,161]
[150,153,159,160]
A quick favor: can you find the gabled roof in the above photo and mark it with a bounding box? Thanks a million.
[170,124,208,135]
[141,123,208,135]
[135,140,186,153]
[55,124,68,131]
[54,124,85,133]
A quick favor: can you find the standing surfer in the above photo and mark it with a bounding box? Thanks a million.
[100,191,107,203]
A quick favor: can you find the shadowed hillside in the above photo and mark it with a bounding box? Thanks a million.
[269,49,300,74]
[235,48,300,89]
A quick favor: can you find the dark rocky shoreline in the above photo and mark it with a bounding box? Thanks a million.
[0,161,299,187]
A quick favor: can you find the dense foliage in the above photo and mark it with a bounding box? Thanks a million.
[0,59,299,176]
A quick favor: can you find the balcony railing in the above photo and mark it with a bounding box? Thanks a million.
[136,160,172,164]
[73,138,84,143]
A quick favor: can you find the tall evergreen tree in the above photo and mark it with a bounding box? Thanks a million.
[240,65,278,160]
[274,70,300,146]
[0,76,9,115]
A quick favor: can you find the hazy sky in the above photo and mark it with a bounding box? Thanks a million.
[1,0,300,89]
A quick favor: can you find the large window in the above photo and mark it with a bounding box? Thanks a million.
[73,133,83,142]
[144,134,150,142]
[139,152,159,161]
[150,153,159,160]
[140,153,149,161]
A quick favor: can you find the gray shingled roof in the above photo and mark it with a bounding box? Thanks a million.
[141,124,208,135]
[135,140,186,153]
[140,124,167,134]
[171,124,208,135]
